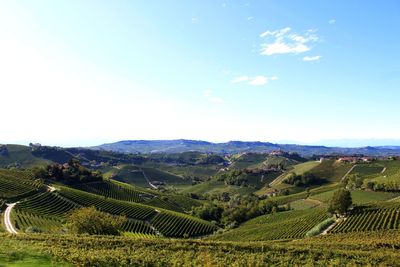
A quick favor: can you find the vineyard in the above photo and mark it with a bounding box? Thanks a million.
[330,204,400,233]
[15,192,79,217]
[121,219,156,235]
[213,207,330,241]
[5,184,216,237]
[11,210,63,233]
[363,160,400,191]
[58,186,157,220]
[73,180,195,212]
[4,230,400,266]
[150,210,216,237]
[73,181,144,202]
[0,169,44,199]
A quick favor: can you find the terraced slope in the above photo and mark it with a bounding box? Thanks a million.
[58,186,215,237]
[73,181,143,203]
[15,192,79,218]
[58,187,156,220]
[0,169,44,200]
[121,219,156,235]
[73,180,199,212]
[330,203,400,234]
[212,207,330,241]
[11,210,64,233]
[150,210,216,237]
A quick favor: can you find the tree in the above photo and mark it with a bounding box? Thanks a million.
[344,174,362,189]
[329,188,352,215]
[66,206,126,235]
[191,203,223,222]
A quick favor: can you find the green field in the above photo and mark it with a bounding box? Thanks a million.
[0,145,51,168]
[310,189,400,204]
[181,179,255,196]
[308,159,354,182]
[110,165,149,187]
[351,164,384,176]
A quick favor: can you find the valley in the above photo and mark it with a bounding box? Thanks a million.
[1,143,400,265]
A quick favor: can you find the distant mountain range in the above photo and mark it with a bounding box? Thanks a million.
[92,139,400,156]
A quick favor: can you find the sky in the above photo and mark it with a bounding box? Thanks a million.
[1,0,400,147]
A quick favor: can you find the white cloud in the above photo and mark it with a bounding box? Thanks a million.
[247,16,254,21]
[259,27,318,56]
[204,90,223,103]
[248,76,268,86]
[231,76,250,83]
[303,55,322,61]
[231,75,278,86]
[329,19,336,24]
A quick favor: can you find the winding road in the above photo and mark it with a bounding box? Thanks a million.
[140,168,158,189]
[4,203,18,234]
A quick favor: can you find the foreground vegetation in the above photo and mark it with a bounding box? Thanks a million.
[2,231,400,266]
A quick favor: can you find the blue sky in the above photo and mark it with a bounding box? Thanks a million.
[0,0,399,147]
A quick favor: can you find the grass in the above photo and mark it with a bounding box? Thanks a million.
[308,159,354,183]
[290,161,321,175]
[351,164,384,176]
[181,179,255,196]
[289,199,321,210]
[0,236,68,267]
[310,189,400,204]
[351,190,400,204]
[142,167,191,186]
[111,165,149,187]
[148,163,221,181]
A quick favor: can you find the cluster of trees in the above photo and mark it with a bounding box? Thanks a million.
[66,206,126,235]
[343,174,363,189]
[216,170,249,186]
[365,180,400,191]
[32,159,103,184]
[191,194,283,227]
[216,168,281,187]
[283,172,320,186]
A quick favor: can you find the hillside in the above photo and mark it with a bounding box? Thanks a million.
[2,148,400,266]
[92,139,400,156]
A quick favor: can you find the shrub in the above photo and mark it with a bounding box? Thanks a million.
[305,217,335,237]
[25,226,43,233]
[66,206,126,235]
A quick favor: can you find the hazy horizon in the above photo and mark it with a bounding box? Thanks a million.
[3,138,400,149]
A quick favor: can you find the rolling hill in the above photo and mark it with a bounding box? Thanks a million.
[92,139,400,156]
